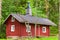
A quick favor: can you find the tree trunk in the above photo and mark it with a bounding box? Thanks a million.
[0,0,2,20]
[0,0,2,37]
[58,0,60,40]
[0,0,2,24]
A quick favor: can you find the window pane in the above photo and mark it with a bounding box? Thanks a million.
[11,25,15,32]
[11,17,15,22]
[26,24,31,32]
[42,27,46,33]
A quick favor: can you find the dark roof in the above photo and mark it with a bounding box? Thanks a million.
[4,13,57,26]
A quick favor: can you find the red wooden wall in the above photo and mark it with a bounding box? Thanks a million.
[6,15,50,37]
[40,25,50,36]
[6,16,35,37]
[6,16,20,37]
[20,23,35,37]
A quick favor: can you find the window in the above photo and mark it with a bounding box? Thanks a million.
[11,25,15,32]
[26,24,31,32]
[42,27,46,33]
[11,17,15,22]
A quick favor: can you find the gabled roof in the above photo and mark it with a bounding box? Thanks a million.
[4,13,57,26]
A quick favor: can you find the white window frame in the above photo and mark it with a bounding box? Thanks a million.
[26,24,31,32]
[42,26,46,33]
[11,17,15,22]
[11,25,15,32]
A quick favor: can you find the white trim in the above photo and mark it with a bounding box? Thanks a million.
[25,22,31,33]
[26,24,31,32]
[11,17,15,22]
[11,25,15,32]
[42,26,46,33]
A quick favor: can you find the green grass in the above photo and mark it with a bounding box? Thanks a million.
[0,39,6,40]
[34,36,58,40]
[0,36,58,40]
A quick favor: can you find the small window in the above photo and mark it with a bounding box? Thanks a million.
[11,17,15,22]
[26,24,31,32]
[11,25,15,32]
[42,27,46,33]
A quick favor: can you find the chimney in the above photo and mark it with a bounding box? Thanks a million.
[26,2,32,15]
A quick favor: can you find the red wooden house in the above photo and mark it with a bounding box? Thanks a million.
[4,2,56,38]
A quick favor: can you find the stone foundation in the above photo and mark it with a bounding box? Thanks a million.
[7,36,19,40]
[7,36,35,40]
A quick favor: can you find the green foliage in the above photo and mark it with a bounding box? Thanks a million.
[0,0,59,38]
[0,25,6,38]
[50,26,58,34]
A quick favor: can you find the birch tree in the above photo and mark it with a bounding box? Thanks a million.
[0,0,2,38]
[0,0,2,25]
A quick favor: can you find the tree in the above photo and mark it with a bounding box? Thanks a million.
[44,0,49,18]
[0,0,2,35]
[0,0,2,38]
[58,0,60,40]
[0,0,2,25]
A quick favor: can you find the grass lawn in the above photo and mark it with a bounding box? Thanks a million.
[34,36,58,40]
[0,36,58,40]
[0,39,6,40]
